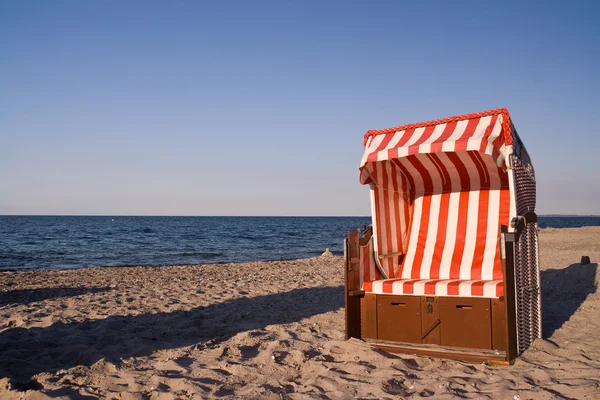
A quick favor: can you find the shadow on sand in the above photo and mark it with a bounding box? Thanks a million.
[0,286,344,384]
[541,263,598,339]
[0,287,110,307]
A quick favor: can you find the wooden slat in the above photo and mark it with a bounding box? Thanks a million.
[421,296,441,345]
[501,226,518,363]
[439,297,492,350]
[366,339,508,365]
[360,293,378,339]
[345,232,361,339]
[492,297,507,351]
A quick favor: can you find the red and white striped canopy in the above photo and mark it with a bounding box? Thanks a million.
[359,109,520,293]
[360,109,514,186]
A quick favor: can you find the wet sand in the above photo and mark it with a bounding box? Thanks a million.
[1,227,599,399]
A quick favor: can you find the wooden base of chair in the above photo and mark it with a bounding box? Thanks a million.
[355,293,511,364]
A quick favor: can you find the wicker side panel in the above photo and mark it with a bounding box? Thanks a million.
[510,127,542,354]
[514,222,541,354]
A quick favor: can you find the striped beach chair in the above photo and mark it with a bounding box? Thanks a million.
[344,108,541,364]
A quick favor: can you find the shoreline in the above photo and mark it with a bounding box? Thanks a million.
[0,255,339,274]
[1,225,596,274]
[1,227,599,399]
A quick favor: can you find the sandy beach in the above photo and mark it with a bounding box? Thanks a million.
[0,227,599,399]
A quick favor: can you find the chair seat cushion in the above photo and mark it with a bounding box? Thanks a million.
[363,279,504,298]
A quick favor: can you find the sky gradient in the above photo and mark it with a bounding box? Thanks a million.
[1,1,599,216]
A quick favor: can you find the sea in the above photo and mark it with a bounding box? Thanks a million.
[1,215,599,272]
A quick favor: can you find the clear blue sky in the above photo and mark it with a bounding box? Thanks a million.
[1,1,599,216]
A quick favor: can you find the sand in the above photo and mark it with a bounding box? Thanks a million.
[0,227,599,399]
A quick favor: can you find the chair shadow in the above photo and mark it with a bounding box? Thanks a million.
[0,287,110,307]
[0,286,344,384]
[541,263,598,339]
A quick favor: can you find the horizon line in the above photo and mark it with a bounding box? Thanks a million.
[1,214,600,218]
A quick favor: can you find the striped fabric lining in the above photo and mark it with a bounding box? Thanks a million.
[359,236,381,287]
[363,279,504,298]
[358,111,514,299]
[395,152,511,281]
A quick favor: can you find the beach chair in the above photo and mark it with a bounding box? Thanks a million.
[344,108,540,364]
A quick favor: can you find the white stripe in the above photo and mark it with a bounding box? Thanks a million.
[402,196,423,279]
[420,193,441,278]
[465,116,493,151]
[412,280,427,295]
[483,281,499,298]
[386,162,398,277]
[391,280,406,294]
[419,123,447,153]
[435,280,451,296]
[459,191,480,279]
[380,130,406,156]
[481,189,501,280]
[441,120,469,152]
[371,280,384,293]
[496,144,508,168]
[369,188,381,271]
[438,192,460,279]
[458,281,472,296]
[403,126,427,148]
[485,116,504,154]
[361,135,385,167]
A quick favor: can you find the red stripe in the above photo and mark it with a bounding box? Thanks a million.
[402,280,416,294]
[430,121,458,153]
[470,281,486,296]
[381,278,404,293]
[447,280,461,296]
[444,153,471,280]
[408,156,434,194]
[387,128,416,160]
[429,192,451,279]
[493,187,511,280]
[423,279,443,295]
[454,118,481,151]
[496,281,504,297]
[397,196,416,278]
[445,153,471,191]
[428,153,452,193]
[411,195,432,278]
[391,164,403,277]
[466,152,489,281]
[362,241,371,283]
[471,189,490,280]
[449,191,470,279]
[363,281,373,292]
[471,151,490,188]
[381,165,394,277]
[467,151,487,190]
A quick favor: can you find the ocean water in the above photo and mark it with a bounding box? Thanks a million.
[1,215,598,272]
